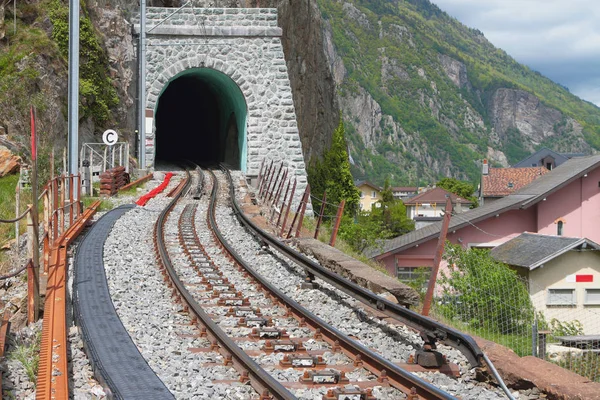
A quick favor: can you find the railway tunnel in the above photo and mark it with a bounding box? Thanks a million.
[154,68,247,169]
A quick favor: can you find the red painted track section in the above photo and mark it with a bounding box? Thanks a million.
[136,172,174,206]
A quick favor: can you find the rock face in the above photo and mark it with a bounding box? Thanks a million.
[0,145,20,178]
[488,88,588,152]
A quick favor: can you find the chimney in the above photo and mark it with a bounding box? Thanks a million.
[482,159,489,175]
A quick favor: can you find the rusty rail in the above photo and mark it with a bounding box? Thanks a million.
[0,310,10,399]
[118,173,153,192]
[36,200,101,400]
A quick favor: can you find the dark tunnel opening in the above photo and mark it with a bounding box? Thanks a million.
[154,68,247,169]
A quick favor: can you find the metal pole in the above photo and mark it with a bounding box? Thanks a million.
[421,197,452,316]
[329,199,345,247]
[138,0,147,170]
[314,191,326,239]
[68,0,79,181]
[294,185,310,238]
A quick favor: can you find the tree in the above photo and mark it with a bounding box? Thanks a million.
[338,177,414,253]
[307,118,360,217]
[436,177,478,207]
[438,243,534,334]
[371,177,414,236]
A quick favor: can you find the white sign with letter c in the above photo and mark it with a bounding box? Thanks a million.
[102,129,118,146]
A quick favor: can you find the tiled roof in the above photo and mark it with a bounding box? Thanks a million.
[366,154,600,259]
[482,167,549,197]
[489,233,600,270]
[391,186,417,192]
[404,187,472,205]
[355,180,381,191]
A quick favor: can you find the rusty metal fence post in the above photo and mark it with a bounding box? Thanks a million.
[279,179,298,237]
[314,191,327,239]
[329,199,345,247]
[26,211,39,322]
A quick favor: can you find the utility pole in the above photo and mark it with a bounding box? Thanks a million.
[68,0,79,181]
[138,0,147,170]
[421,196,452,316]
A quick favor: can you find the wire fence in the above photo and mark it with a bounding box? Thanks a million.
[418,266,600,382]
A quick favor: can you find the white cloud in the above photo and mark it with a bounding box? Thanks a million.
[432,0,600,105]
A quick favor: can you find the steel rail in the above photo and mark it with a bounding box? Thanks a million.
[36,200,101,400]
[221,166,484,368]
[153,169,297,400]
[209,169,456,400]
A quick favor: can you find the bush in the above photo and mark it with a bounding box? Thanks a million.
[438,243,535,334]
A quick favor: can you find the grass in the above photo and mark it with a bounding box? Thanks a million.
[82,195,115,212]
[0,174,33,247]
[301,214,392,276]
[9,330,42,385]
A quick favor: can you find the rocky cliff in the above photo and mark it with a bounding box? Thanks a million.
[316,0,599,185]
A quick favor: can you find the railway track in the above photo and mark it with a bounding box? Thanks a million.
[66,166,516,399]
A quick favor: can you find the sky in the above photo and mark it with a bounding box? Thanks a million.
[431,0,600,107]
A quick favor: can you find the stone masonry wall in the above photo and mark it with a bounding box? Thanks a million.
[137,8,308,203]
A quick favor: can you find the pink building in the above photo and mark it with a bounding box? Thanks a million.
[368,155,600,279]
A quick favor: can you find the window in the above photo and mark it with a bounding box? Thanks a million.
[546,162,553,170]
[547,288,576,305]
[396,266,431,283]
[371,191,377,198]
[359,203,363,210]
[585,289,600,305]
[507,182,514,189]
[360,191,364,198]
[557,221,563,236]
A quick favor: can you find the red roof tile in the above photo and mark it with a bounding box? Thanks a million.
[403,187,472,205]
[482,167,549,197]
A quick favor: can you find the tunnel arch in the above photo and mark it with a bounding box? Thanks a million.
[153,67,248,170]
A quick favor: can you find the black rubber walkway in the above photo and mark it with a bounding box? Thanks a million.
[73,204,174,399]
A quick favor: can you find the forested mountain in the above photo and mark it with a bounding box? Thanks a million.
[318,0,600,185]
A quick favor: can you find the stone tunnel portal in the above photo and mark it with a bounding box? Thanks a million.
[154,68,247,169]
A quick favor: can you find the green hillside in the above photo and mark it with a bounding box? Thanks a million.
[318,0,600,185]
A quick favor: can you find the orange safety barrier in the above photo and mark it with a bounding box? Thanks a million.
[135,172,174,206]
[36,200,101,400]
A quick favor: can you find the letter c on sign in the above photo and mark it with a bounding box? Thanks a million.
[102,129,118,146]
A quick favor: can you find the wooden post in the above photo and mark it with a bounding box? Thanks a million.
[280,179,296,237]
[314,191,327,239]
[421,197,453,316]
[275,177,291,226]
[329,199,345,247]
[27,211,39,322]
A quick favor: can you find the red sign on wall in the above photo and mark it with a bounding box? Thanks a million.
[576,275,594,282]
